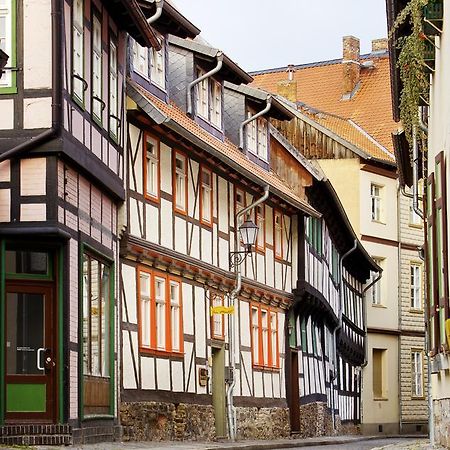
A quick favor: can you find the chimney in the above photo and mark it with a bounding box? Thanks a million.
[371,38,388,53]
[277,65,297,102]
[342,36,360,98]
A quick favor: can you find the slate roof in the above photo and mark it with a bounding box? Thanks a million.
[128,80,320,217]
[251,53,397,164]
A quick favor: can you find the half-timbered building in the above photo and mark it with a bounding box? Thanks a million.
[0,0,159,445]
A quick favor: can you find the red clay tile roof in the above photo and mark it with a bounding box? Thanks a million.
[251,54,397,164]
[129,80,319,216]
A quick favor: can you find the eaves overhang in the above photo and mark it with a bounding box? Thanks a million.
[127,82,320,218]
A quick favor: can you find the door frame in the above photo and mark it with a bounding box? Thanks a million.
[0,241,65,425]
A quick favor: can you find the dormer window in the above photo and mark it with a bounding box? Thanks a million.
[195,67,222,130]
[132,34,166,91]
[246,109,268,161]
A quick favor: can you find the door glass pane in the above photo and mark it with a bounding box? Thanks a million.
[7,292,44,375]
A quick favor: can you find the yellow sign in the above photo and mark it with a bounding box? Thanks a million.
[210,306,235,315]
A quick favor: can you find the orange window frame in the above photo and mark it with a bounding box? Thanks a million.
[210,293,225,340]
[199,165,213,227]
[143,132,160,203]
[274,210,284,260]
[255,204,266,252]
[137,267,184,356]
[173,150,188,215]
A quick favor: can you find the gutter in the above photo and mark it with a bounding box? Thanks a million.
[239,97,272,149]
[227,185,270,441]
[146,0,163,24]
[187,52,223,116]
[0,0,61,164]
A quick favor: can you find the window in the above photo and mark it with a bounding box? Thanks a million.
[173,151,187,214]
[246,109,268,161]
[144,134,159,201]
[235,187,246,225]
[109,38,119,139]
[306,216,322,255]
[0,0,15,91]
[195,68,223,129]
[410,264,422,310]
[274,210,283,259]
[210,79,222,128]
[200,166,213,226]
[132,40,148,78]
[196,69,209,119]
[72,0,84,103]
[138,268,183,354]
[411,351,424,397]
[372,348,386,399]
[251,304,279,368]
[370,258,383,305]
[92,13,102,122]
[371,183,383,222]
[82,253,111,378]
[150,41,165,89]
[255,204,265,252]
[331,244,339,282]
[210,292,225,340]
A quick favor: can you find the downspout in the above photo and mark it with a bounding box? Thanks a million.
[187,52,223,116]
[239,97,272,149]
[227,185,269,441]
[330,239,357,430]
[397,185,403,434]
[146,0,163,25]
[0,0,61,164]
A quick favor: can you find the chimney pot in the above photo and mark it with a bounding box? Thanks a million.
[287,64,295,81]
[342,36,360,98]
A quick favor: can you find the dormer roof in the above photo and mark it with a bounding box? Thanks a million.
[169,35,253,85]
[108,0,161,49]
[138,0,200,39]
[224,82,295,121]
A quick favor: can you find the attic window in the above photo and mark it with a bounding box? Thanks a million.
[246,109,268,161]
[195,67,222,130]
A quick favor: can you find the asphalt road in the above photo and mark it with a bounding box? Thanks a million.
[289,438,425,449]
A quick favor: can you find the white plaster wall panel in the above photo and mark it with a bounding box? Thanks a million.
[254,371,263,397]
[122,330,138,389]
[66,210,78,231]
[63,99,69,131]
[160,142,172,194]
[102,137,109,165]
[71,108,84,144]
[218,237,228,271]
[57,161,64,198]
[284,269,292,293]
[78,177,90,235]
[228,183,235,227]
[90,187,102,241]
[182,282,194,335]
[240,352,252,396]
[172,360,184,392]
[174,216,187,254]
[160,199,173,249]
[264,372,273,398]
[102,196,113,245]
[239,301,251,347]
[64,167,78,207]
[23,0,51,89]
[109,144,118,175]
[273,372,281,398]
[188,224,200,259]
[201,228,212,264]
[122,264,137,323]
[141,356,156,390]
[188,160,199,220]
[69,350,78,419]
[84,120,91,151]
[212,173,217,220]
[291,215,298,286]
[184,342,195,392]
[256,253,265,284]
[266,248,275,288]
[0,160,10,182]
[129,199,140,237]
[265,205,274,246]
[20,203,46,221]
[129,125,143,193]
[284,215,292,261]
[218,176,229,233]
[0,189,10,222]
[92,127,102,160]
[23,98,52,129]
[212,224,218,267]
[145,203,159,244]
[156,358,171,390]
[274,261,282,291]
[194,286,206,358]
[0,99,14,130]
[58,205,64,224]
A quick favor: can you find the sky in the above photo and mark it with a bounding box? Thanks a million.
[172,0,389,72]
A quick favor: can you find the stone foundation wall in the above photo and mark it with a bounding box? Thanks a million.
[120,402,215,441]
[299,402,334,437]
[434,398,450,448]
[236,407,290,440]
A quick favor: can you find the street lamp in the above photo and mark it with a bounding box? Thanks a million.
[229,218,259,269]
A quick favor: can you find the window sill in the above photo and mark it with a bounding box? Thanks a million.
[411,395,425,400]
[144,193,160,205]
[140,348,184,358]
[373,397,389,401]
[174,206,188,217]
[409,308,424,314]
[252,364,280,372]
[371,303,387,309]
[0,86,18,94]
[409,223,423,229]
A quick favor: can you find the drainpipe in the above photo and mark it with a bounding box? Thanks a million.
[227,185,269,441]
[330,239,357,430]
[187,52,223,116]
[412,125,424,220]
[0,0,61,164]
[238,97,272,149]
[146,0,163,25]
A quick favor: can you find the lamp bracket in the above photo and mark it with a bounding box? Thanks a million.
[229,249,252,269]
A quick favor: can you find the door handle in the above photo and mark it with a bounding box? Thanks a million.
[37,347,45,371]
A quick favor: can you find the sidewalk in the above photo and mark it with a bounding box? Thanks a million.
[33,435,433,450]
[373,438,446,450]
